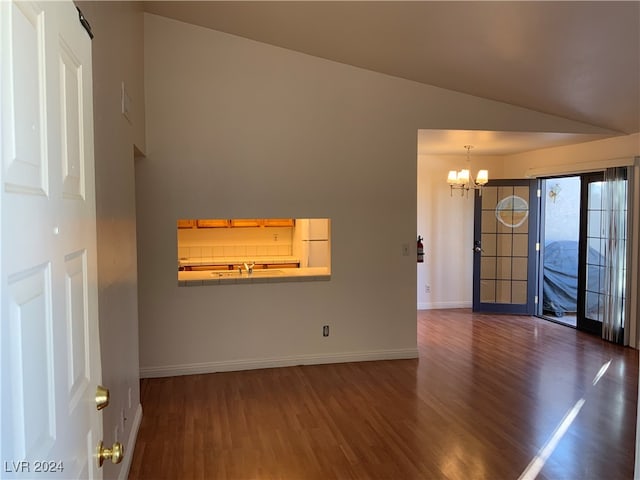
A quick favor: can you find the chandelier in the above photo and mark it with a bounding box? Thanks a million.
[447,145,489,196]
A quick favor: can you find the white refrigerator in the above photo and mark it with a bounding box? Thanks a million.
[300,219,330,268]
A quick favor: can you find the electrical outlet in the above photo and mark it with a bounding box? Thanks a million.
[322,325,329,337]
[273,234,279,242]
[401,243,410,256]
[425,285,431,293]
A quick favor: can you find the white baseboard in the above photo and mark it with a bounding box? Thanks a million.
[417,301,472,310]
[118,403,143,480]
[140,348,419,379]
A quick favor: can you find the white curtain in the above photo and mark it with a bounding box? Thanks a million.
[601,167,628,344]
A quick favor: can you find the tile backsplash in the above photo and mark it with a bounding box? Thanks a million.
[178,226,294,259]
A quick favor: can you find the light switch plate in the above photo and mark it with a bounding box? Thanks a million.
[402,243,410,256]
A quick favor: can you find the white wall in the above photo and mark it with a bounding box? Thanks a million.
[503,133,640,178]
[75,2,145,479]
[138,13,615,377]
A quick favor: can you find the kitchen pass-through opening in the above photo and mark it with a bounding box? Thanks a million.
[176,218,331,285]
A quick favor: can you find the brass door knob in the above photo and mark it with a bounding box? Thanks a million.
[97,441,124,467]
[95,385,110,410]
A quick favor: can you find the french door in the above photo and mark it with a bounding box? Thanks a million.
[472,180,539,314]
[537,171,629,338]
[473,172,630,339]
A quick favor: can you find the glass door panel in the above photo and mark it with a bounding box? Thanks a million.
[539,176,581,327]
[578,171,628,336]
[578,174,605,334]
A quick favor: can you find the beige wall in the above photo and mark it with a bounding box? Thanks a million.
[75,2,145,479]
[137,13,609,377]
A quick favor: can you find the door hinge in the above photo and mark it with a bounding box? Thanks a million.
[536,242,540,251]
[77,7,94,39]
[535,295,539,304]
[537,188,542,198]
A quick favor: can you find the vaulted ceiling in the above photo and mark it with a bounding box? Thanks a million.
[143,1,640,154]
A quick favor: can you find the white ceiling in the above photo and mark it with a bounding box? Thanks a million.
[143,1,640,155]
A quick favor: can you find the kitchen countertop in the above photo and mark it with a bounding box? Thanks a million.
[178,267,330,286]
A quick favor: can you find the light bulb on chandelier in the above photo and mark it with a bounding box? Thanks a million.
[446,145,489,197]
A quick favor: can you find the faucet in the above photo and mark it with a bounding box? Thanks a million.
[243,262,255,274]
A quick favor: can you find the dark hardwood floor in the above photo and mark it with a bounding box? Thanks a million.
[129,310,638,479]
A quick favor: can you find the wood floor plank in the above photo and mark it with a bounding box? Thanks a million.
[129,310,638,479]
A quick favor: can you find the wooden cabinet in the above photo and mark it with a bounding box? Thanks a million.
[263,218,295,227]
[177,219,196,229]
[196,219,230,228]
[263,262,299,269]
[230,219,262,228]
[180,218,295,229]
[230,218,295,228]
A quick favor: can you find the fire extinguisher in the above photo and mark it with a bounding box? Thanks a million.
[417,236,424,263]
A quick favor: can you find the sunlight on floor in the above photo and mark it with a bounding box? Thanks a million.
[518,358,613,480]
[518,398,586,480]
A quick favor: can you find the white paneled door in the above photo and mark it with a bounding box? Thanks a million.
[1,1,104,478]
